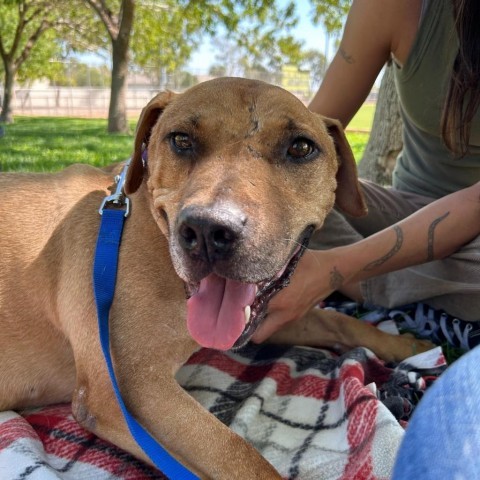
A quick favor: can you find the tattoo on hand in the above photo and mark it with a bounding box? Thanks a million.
[339,48,355,64]
[329,267,344,290]
[363,225,403,271]
[427,211,450,261]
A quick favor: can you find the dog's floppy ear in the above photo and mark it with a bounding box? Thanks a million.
[323,117,368,217]
[125,91,177,194]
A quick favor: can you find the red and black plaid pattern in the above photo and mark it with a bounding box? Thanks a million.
[0,344,445,480]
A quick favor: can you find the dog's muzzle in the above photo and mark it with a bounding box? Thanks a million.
[179,213,314,351]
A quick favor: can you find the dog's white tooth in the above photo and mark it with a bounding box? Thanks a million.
[244,305,251,324]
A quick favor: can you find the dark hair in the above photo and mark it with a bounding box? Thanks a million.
[441,0,480,157]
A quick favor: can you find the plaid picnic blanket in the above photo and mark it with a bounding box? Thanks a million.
[0,340,445,480]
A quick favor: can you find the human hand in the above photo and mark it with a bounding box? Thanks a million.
[252,249,337,343]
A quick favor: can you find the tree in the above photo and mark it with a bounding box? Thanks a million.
[209,31,304,81]
[357,64,403,185]
[299,49,327,91]
[0,1,60,123]
[0,0,92,123]
[84,0,300,133]
[309,0,350,32]
[83,0,134,133]
[49,60,111,87]
[209,64,227,77]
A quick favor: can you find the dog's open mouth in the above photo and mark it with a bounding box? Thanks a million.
[185,227,314,351]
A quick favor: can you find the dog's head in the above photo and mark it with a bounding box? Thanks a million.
[125,77,366,351]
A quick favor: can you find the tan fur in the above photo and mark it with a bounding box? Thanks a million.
[269,309,434,363]
[0,78,431,479]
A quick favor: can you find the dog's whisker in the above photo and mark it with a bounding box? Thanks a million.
[280,237,305,248]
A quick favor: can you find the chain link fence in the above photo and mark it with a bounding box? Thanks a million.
[6,68,315,118]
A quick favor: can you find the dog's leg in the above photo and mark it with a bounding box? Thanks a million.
[269,308,435,362]
[67,296,281,478]
[71,347,281,479]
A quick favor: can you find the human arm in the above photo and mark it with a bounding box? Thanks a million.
[253,182,480,342]
[334,181,480,282]
[308,0,422,125]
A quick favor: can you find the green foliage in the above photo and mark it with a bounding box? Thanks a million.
[131,1,202,74]
[299,49,327,88]
[15,30,63,84]
[210,34,304,77]
[0,0,351,85]
[129,0,351,81]
[0,0,350,91]
[0,1,91,67]
[0,0,97,122]
[131,0,301,75]
[48,60,111,87]
[209,64,227,77]
[0,1,61,76]
[218,1,302,71]
[308,0,351,33]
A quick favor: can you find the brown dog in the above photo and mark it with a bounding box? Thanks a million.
[0,78,432,479]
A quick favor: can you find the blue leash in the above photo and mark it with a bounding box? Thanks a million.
[92,163,199,480]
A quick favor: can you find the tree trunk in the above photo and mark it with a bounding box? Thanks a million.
[0,64,16,124]
[107,0,135,134]
[108,38,129,133]
[358,63,403,185]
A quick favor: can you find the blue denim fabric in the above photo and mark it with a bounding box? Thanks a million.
[392,345,480,479]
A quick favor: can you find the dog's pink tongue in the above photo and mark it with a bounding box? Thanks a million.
[187,273,256,350]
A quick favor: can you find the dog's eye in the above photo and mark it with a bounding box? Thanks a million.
[287,138,317,162]
[170,133,193,152]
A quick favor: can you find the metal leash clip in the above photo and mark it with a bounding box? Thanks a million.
[99,160,131,217]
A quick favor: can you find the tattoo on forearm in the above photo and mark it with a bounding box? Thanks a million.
[329,266,344,290]
[339,48,355,64]
[363,225,403,271]
[427,211,450,261]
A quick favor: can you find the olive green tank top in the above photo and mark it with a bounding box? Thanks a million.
[392,0,480,198]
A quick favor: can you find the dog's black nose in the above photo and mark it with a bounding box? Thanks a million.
[177,205,245,262]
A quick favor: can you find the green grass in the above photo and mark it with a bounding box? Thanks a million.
[346,132,369,162]
[0,105,373,172]
[0,117,136,172]
[345,102,374,161]
[348,103,375,132]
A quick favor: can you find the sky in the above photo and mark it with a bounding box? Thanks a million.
[186,0,332,72]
